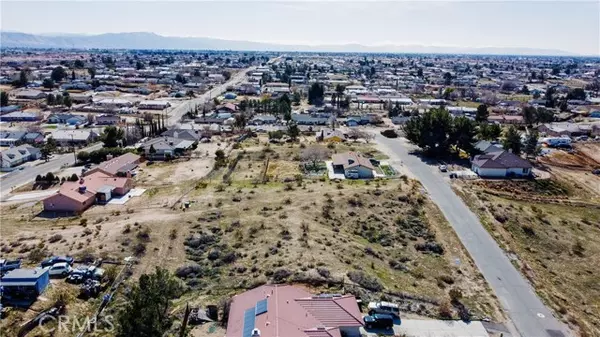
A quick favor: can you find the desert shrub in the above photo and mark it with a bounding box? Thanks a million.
[347,270,383,292]
[438,275,455,285]
[522,225,536,237]
[48,234,63,243]
[218,298,232,327]
[175,264,203,278]
[271,268,292,283]
[169,229,177,240]
[136,227,151,242]
[28,247,48,263]
[388,260,409,271]
[317,267,331,279]
[79,218,88,227]
[414,241,444,255]
[221,251,237,264]
[133,242,147,256]
[449,288,463,303]
[438,300,453,319]
[572,240,585,257]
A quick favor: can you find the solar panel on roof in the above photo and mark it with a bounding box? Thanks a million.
[255,299,268,315]
[242,308,255,337]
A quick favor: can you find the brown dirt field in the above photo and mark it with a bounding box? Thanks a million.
[0,137,505,335]
[454,181,600,336]
[539,144,600,171]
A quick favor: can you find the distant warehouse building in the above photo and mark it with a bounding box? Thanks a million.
[138,100,171,110]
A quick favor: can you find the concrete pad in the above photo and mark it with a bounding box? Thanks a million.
[325,161,346,180]
[6,189,58,202]
[107,188,146,205]
[396,319,489,337]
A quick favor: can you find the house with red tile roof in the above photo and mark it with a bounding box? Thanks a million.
[84,152,140,177]
[43,171,132,214]
[226,285,363,337]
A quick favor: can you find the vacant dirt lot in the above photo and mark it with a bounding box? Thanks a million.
[0,137,506,336]
[454,178,600,336]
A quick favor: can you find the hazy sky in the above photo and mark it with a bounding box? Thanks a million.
[1,0,599,55]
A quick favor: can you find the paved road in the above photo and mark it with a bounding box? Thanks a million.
[0,143,103,198]
[374,134,571,337]
[167,66,256,126]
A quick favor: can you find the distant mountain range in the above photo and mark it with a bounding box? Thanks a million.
[0,31,577,56]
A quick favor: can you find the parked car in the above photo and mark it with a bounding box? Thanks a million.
[363,314,394,330]
[48,262,72,277]
[439,164,448,172]
[368,301,400,317]
[41,256,74,268]
[0,258,21,274]
[592,168,600,175]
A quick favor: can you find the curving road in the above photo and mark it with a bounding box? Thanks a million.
[374,134,571,337]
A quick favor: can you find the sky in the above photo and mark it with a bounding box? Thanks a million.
[1,0,599,55]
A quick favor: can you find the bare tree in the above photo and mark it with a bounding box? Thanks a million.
[301,145,329,169]
[347,129,375,143]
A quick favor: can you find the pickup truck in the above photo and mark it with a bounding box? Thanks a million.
[0,258,22,274]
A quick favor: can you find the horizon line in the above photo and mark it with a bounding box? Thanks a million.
[3,30,599,58]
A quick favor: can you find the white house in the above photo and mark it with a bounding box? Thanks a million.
[471,150,532,178]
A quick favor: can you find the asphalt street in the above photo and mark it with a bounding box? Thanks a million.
[0,142,103,198]
[167,66,256,126]
[374,134,571,337]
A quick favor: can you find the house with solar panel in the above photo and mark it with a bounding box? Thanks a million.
[226,284,363,337]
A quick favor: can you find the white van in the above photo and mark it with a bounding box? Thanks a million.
[48,262,72,277]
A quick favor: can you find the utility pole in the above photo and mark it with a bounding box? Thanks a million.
[71,134,77,163]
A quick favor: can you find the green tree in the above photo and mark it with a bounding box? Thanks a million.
[475,104,489,122]
[13,70,28,87]
[522,105,536,125]
[46,94,56,106]
[402,108,454,157]
[524,131,540,157]
[71,70,76,81]
[41,137,57,161]
[51,67,67,82]
[222,71,231,81]
[116,267,183,337]
[42,78,55,89]
[100,126,125,148]
[135,61,145,70]
[149,145,157,156]
[335,84,346,109]
[478,123,502,141]
[443,72,453,85]
[77,151,90,162]
[0,91,8,106]
[74,59,85,68]
[87,67,96,79]
[450,116,477,154]
[566,88,586,101]
[63,95,72,108]
[502,126,522,155]
[234,114,247,130]
[535,107,554,123]
[520,85,530,94]
[287,121,300,141]
[292,92,301,105]
[308,83,325,105]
